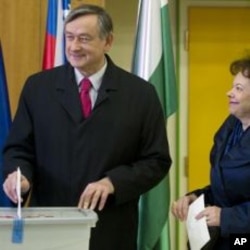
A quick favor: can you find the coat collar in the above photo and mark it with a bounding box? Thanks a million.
[54,55,119,123]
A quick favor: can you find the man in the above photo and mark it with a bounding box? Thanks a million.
[3,4,171,250]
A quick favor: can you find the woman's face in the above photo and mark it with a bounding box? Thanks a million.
[227,72,250,121]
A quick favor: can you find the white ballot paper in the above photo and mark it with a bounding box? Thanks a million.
[186,194,210,250]
[16,167,22,219]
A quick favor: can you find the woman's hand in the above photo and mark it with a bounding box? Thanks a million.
[196,206,221,226]
[171,194,197,221]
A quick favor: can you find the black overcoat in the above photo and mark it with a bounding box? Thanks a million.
[3,56,171,250]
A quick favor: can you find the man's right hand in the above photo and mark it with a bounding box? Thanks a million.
[3,170,30,203]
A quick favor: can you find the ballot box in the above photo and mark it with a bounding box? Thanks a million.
[0,207,98,250]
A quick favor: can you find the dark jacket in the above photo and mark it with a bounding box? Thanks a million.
[193,115,250,249]
[3,56,171,250]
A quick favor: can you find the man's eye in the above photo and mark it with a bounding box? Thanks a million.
[79,37,90,43]
[66,35,74,41]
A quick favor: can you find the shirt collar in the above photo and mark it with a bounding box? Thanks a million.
[74,60,107,91]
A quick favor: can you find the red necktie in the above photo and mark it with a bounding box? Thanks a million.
[80,78,92,118]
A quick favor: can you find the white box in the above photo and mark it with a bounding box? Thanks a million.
[0,207,98,250]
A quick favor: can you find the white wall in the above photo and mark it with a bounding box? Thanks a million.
[106,0,138,71]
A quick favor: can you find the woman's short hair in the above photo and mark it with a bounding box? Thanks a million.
[230,56,250,78]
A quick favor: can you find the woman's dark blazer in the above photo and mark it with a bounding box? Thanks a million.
[3,55,172,250]
[192,115,250,250]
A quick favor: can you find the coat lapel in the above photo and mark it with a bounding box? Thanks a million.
[212,116,236,166]
[54,57,118,122]
[55,65,83,123]
[94,56,118,108]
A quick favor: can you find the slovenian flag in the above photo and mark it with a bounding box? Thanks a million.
[42,0,71,69]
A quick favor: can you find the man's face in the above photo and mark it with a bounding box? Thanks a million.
[65,14,113,76]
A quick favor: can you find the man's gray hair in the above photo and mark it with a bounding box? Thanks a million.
[64,4,113,39]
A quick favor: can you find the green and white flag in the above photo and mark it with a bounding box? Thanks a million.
[132,0,177,249]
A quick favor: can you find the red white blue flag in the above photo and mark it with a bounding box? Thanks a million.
[43,0,71,69]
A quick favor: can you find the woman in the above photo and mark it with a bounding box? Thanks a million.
[172,56,250,249]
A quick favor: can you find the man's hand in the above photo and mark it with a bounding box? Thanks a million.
[78,177,115,211]
[3,170,30,203]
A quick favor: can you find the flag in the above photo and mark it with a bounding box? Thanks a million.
[0,41,12,206]
[43,0,71,69]
[132,0,177,249]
